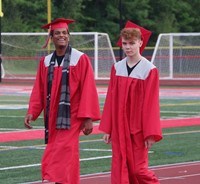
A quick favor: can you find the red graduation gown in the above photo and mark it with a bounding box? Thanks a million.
[99,57,162,184]
[28,48,100,184]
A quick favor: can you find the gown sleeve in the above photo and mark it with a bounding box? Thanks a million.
[27,58,45,120]
[142,68,162,142]
[99,64,116,134]
[76,54,100,121]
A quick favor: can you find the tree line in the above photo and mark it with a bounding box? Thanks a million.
[1,0,200,46]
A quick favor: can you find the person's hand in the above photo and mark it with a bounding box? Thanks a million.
[81,118,93,135]
[145,136,155,149]
[24,114,33,129]
[103,134,111,144]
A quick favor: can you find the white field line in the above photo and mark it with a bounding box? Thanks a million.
[0,164,41,171]
[80,148,112,152]
[0,145,153,155]
[164,130,200,135]
[0,99,28,102]
[0,129,43,134]
[160,102,200,107]
[0,145,45,151]
[0,115,43,119]
[0,155,112,171]
[81,148,153,154]
[0,146,112,151]
[160,110,200,114]
[0,128,23,131]
[0,104,28,109]
[159,173,200,181]
[150,160,200,170]
[160,116,200,120]
[0,126,43,131]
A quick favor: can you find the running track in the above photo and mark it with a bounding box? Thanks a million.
[22,161,200,184]
[80,161,200,184]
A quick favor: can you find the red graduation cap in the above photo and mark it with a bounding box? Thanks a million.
[41,18,76,48]
[117,20,152,54]
[41,18,75,31]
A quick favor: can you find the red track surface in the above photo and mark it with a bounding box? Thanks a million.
[27,162,200,184]
[80,161,200,184]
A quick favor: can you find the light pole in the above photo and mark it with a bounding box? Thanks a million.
[47,0,51,24]
[47,0,51,52]
[0,0,4,82]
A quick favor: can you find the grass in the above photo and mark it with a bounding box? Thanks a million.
[0,90,200,183]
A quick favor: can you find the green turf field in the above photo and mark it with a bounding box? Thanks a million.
[0,94,200,184]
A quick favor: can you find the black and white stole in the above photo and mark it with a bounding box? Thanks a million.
[45,45,71,144]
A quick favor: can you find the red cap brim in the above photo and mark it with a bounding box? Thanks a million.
[117,21,152,54]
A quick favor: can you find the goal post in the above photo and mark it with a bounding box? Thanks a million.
[1,32,116,80]
[151,33,200,80]
[1,62,4,78]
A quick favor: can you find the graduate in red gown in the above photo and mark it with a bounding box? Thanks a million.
[99,21,162,184]
[24,18,100,184]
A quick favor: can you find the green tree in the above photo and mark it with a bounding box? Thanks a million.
[1,0,200,44]
[2,0,47,32]
[80,0,153,45]
[148,0,179,42]
[2,0,27,32]
[148,0,200,42]
[52,0,83,31]
[179,0,200,32]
